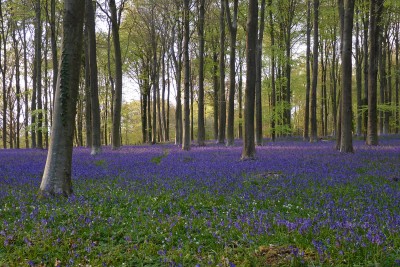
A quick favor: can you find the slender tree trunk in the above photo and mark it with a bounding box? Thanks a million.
[339,0,355,153]
[22,15,29,148]
[379,32,386,134]
[225,0,238,146]
[50,0,57,121]
[12,21,21,148]
[85,0,102,154]
[362,10,369,138]
[310,0,319,143]
[242,0,258,160]
[84,35,92,148]
[218,0,226,144]
[197,0,206,146]
[355,15,362,136]
[367,0,383,146]
[0,2,8,148]
[151,8,158,145]
[255,0,266,145]
[182,0,191,151]
[238,48,243,139]
[213,49,219,141]
[147,87,152,143]
[40,0,85,197]
[36,0,43,149]
[161,48,167,142]
[109,0,122,149]
[166,58,170,141]
[395,21,399,134]
[304,0,311,141]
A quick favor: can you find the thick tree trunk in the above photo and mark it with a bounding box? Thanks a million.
[182,0,191,151]
[109,0,122,149]
[218,0,226,144]
[197,0,206,146]
[367,0,383,146]
[242,0,258,160]
[40,0,85,197]
[86,0,102,155]
[339,0,355,153]
[310,0,319,143]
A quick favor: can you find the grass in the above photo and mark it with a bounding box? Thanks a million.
[1,139,400,266]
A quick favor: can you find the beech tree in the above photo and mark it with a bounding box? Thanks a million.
[85,0,102,155]
[367,0,384,146]
[242,0,257,160]
[40,0,85,197]
[338,0,355,153]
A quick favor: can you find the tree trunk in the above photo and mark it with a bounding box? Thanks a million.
[362,8,369,139]
[396,21,399,134]
[242,0,258,160]
[255,0,266,146]
[213,49,219,141]
[339,0,355,153]
[197,0,206,146]
[355,15,362,136]
[12,21,21,148]
[367,0,383,146]
[36,0,43,149]
[50,0,58,122]
[218,0,226,144]
[109,0,122,149]
[304,0,311,141]
[86,0,102,155]
[238,48,243,139]
[182,0,191,151]
[0,2,8,148]
[310,0,319,143]
[40,0,85,197]
[22,15,29,148]
[225,0,238,146]
[84,35,92,148]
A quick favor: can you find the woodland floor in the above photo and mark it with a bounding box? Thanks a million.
[1,137,400,266]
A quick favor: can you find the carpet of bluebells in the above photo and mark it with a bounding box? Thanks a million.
[1,137,400,266]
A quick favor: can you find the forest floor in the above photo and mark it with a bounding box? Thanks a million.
[1,137,400,266]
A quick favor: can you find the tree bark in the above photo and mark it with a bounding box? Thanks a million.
[213,49,219,141]
[304,0,311,141]
[255,0,266,146]
[40,0,85,197]
[109,0,123,149]
[35,0,43,149]
[182,0,191,151]
[218,0,226,144]
[86,0,102,154]
[225,0,238,146]
[197,0,206,146]
[0,1,8,148]
[339,0,355,153]
[367,0,383,146]
[310,0,319,143]
[242,0,258,160]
